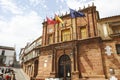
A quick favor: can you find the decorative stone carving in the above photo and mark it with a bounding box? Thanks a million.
[105,46,112,56]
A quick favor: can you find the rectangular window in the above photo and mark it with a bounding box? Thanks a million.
[116,44,120,55]
[2,50,5,56]
[48,34,53,44]
[112,26,120,34]
[80,27,87,39]
[62,29,71,41]
[109,68,115,75]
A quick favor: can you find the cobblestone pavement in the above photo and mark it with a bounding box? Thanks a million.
[13,68,29,80]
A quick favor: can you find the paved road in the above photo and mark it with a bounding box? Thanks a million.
[13,68,30,80]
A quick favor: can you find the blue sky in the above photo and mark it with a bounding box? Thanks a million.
[0,0,120,60]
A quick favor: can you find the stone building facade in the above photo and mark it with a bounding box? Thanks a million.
[0,46,16,67]
[35,4,120,80]
[20,36,42,79]
[97,15,120,79]
[22,4,120,80]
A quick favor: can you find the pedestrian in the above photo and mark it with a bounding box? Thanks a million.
[11,74,15,80]
[0,74,4,80]
[1,68,4,74]
[5,73,11,80]
[0,69,2,75]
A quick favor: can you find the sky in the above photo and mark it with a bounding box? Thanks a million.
[0,0,120,60]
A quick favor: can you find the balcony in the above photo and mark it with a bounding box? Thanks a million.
[23,50,39,62]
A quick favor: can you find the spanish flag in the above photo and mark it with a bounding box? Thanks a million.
[55,15,64,24]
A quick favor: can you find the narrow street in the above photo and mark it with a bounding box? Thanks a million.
[13,68,30,80]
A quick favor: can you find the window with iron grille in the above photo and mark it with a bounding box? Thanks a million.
[61,29,71,41]
[109,68,115,75]
[48,34,53,44]
[80,27,87,39]
[116,44,120,55]
[1,50,5,56]
[112,26,120,34]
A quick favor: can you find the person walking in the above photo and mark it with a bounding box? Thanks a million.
[11,73,15,80]
[0,74,4,80]
[5,73,11,80]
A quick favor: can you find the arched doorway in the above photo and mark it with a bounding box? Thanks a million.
[58,54,71,80]
[34,60,38,77]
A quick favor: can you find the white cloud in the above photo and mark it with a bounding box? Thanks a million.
[0,11,43,60]
[94,0,120,18]
[56,0,59,3]
[61,0,64,3]
[66,0,82,9]
[29,0,46,7]
[65,0,93,9]
[0,0,23,14]
[43,5,47,8]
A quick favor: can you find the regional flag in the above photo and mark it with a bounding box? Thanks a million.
[46,17,56,25]
[69,8,85,18]
[55,15,64,24]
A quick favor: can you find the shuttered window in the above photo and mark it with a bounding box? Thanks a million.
[80,27,87,39]
[116,44,120,54]
[62,29,71,41]
[48,34,53,44]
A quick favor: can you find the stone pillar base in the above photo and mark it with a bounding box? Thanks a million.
[71,71,79,80]
[50,72,56,78]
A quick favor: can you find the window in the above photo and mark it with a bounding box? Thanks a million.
[109,68,115,75]
[48,34,53,44]
[0,58,3,63]
[1,50,5,56]
[116,44,120,55]
[80,27,87,39]
[62,29,71,41]
[112,26,120,34]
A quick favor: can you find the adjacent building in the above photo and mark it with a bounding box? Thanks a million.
[20,4,120,80]
[19,48,25,67]
[19,36,42,79]
[97,15,120,79]
[0,46,16,67]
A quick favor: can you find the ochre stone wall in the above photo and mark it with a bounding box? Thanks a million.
[24,38,120,80]
[37,51,52,79]
[101,38,120,79]
[79,39,105,78]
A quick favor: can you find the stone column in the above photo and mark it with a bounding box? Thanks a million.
[71,18,77,40]
[50,48,56,78]
[71,45,79,80]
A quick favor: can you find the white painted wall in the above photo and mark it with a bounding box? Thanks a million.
[0,49,15,66]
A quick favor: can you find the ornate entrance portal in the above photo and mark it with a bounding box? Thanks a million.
[58,54,71,80]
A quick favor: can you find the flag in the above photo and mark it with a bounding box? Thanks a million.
[70,8,85,18]
[46,17,56,25]
[55,15,64,24]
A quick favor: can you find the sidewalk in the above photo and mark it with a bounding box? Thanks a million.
[13,68,30,80]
